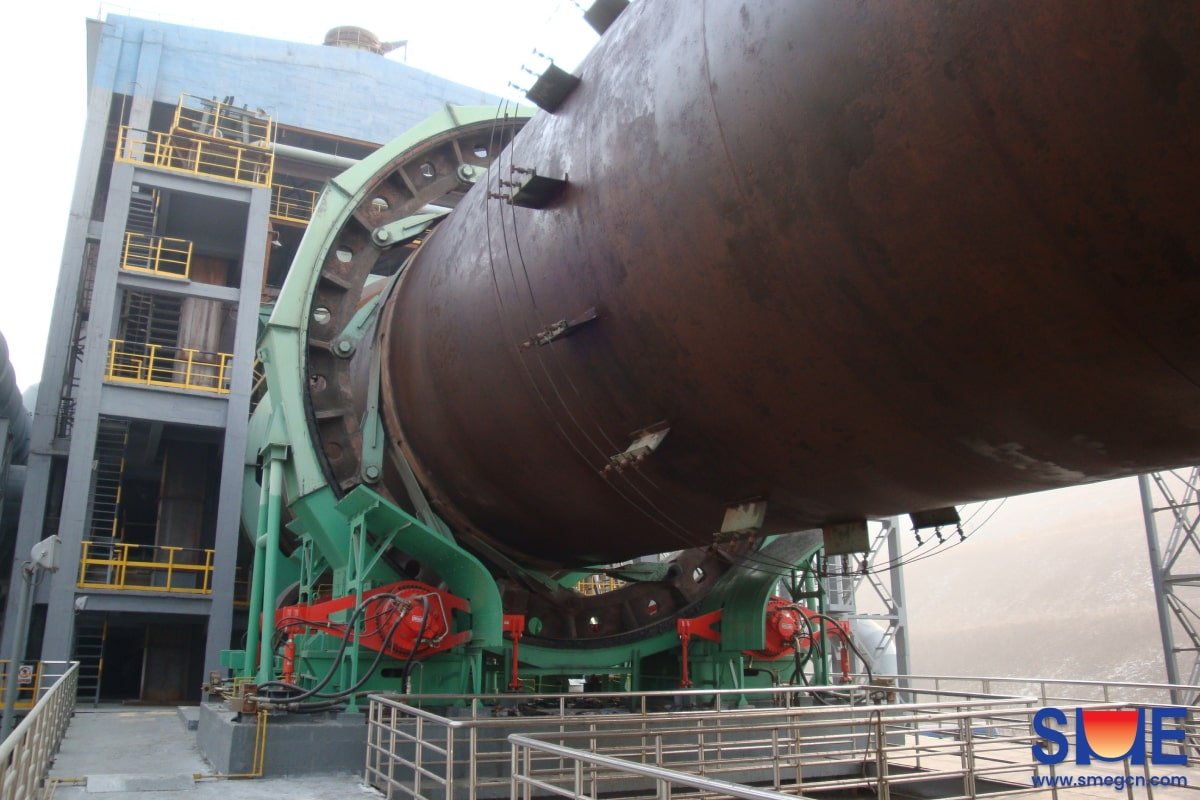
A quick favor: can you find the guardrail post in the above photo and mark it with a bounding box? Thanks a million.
[414,715,424,800]
[117,544,129,589]
[522,743,531,800]
[961,715,975,800]
[1121,756,1137,800]
[771,728,780,790]
[147,344,159,385]
[203,549,214,593]
[875,713,889,800]
[510,742,519,800]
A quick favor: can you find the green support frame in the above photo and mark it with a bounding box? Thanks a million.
[229,105,834,704]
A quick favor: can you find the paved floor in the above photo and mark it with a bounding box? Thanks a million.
[48,708,374,799]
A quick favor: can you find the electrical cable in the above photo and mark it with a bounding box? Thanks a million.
[869,498,1009,575]
[261,593,439,707]
[256,592,406,704]
[399,595,431,689]
[808,611,873,687]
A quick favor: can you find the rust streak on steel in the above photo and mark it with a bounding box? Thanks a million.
[375,0,1200,566]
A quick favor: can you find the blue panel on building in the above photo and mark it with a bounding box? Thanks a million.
[98,15,500,143]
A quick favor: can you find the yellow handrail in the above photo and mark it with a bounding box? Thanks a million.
[116,126,275,187]
[104,339,233,395]
[575,574,626,596]
[121,232,193,279]
[270,184,321,224]
[77,540,215,594]
[171,93,273,147]
[0,661,43,709]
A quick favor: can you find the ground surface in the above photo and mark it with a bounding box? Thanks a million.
[48,707,373,800]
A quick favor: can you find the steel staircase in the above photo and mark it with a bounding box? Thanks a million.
[71,615,107,706]
[81,418,130,587]
[126,186,159,236]
[119,291,182,351]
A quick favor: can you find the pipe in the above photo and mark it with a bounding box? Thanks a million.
[256,457,283,685]
[1,564,34,739]
[242,471,270,679]
[271,142,358,172]
[0,332,29,465]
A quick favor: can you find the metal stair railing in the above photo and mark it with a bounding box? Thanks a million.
[0,662,78,800]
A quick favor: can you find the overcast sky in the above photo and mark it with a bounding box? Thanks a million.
[0,2,1170,658]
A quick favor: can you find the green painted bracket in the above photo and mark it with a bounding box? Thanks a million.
[335,486,503,649]
[519,632,678,672]
[262,105,532,506]
[707,531,824,652]
[372,210,450,248]
[359,344,386,485]
[554,570,591,588]
[330,290,385,359]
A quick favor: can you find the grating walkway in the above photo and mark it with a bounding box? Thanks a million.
[47,708,375,800]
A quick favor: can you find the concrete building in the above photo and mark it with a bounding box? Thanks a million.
[2,13,496,704]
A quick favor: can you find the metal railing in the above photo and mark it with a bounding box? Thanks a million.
[0,662,77,800]
[115,126,274,187]
[366,679,1200,800]
[171,93,273,146]
[505,699,1195,800]
[509,735,797,800]
[365,684,1034,800]
[574,575,625,596]
[104,339,232,395]
[77,540,214,594]
[0,664,43,712]
[867,673,1200,708]
[270,183,320,224]
[120,232,193,279]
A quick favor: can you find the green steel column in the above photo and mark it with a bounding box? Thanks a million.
[257,456,284,684]
[242,473,270,678]
[344,518,367,710]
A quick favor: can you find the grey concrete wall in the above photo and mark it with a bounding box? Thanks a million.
[197,703,368,777]
[203,186,269,676]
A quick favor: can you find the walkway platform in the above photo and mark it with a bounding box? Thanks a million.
[47,707,373,800]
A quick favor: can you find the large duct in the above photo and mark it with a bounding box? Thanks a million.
[0,332,29,465]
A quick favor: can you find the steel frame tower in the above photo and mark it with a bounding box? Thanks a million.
[1140,468,1200,703]
[825,517,911,682]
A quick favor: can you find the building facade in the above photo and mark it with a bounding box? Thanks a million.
[2,14,496,703]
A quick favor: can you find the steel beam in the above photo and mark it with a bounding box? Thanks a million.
[1141,469,1200,705]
